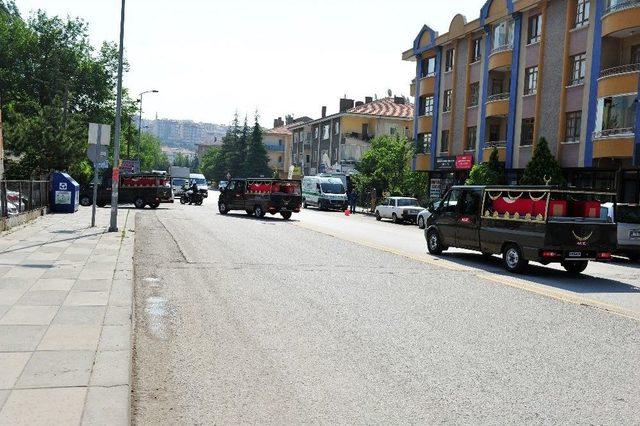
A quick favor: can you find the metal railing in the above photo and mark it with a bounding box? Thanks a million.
[485,140,507,148]
[264,144,285,152]
[487,92,510,102]
[605,0,640,15]
[592,127,635,139]
[1,180,50,218]
[599,63,640,78]
[491,44,513,55]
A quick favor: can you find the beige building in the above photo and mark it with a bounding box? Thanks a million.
[264,117,312,178]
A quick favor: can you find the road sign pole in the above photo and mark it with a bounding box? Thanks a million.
[109,0,126,233]
[91,126,102,228]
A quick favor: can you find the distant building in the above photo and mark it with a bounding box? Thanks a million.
[264,116,313,178]
[289,97,414,176]
[140,117,228,155]
[195,138,222,158]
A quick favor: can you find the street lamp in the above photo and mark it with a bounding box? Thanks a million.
[137,89,159,162]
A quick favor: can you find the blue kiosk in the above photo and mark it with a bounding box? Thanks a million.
[50,172,80,213]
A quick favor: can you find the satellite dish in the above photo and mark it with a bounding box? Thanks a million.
[387,89,392,97]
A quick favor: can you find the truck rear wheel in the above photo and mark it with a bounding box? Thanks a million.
[134,198,146,209]
[80,195,91,207]
[503,244,528,273]
[281,211,292,220]
[150,201,160,209]
[246,209,254,216]
[562,260,588,274]
[254,205,266,218]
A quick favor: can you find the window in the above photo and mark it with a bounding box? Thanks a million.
[462,190,481,216]
[441,189,461,213]
[306,154,310,163]
[524,66,538,95]
[362,123,369,138]
[469,83,479,107]
[322,124,329,140]
[278,139,283,146]
[492,19,515,50]
[575,0,590,27]
[440,130,450,152]
[527,14,542,44]
[569,53,586,85]
[421,56,437,77]
[445,48,455,72]
[419,132,432,153]
[443,90,453,112]
[313,127,318,139]
[466,127,477,151]
[471,38,482,62]
[420,95,434,116]
[334,121,340,135]
[390,127,397,135]
[489,124,501,142]
[596,95,637,133]
[521,118,535,146]
[278,155,283,164]
[631,44,640,64]
[565,111,582,142]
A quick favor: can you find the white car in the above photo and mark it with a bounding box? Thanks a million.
[603,203,640,261]
[416,200,441,229]
[375,197,423,224]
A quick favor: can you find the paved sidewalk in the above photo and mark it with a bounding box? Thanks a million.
[0,207,134,425]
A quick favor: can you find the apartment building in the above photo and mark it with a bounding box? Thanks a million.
[403,0,640,202]
[289,97,414,176]
[264,116,312,178]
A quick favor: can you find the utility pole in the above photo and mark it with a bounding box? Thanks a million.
[0,94,4,182]
[109,0,126,233]
[137,90,159,162]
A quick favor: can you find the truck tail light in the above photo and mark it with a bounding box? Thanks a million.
[542,251,560,258]
[597,252,612,260]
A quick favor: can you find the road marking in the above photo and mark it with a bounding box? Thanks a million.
[296,221,640,322]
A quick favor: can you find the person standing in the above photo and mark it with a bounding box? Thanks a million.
[348,188,358,214]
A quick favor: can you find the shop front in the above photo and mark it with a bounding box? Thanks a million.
[428,155,474,200]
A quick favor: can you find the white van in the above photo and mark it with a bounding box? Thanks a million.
[189,173,209,198]
[302,176,347,210]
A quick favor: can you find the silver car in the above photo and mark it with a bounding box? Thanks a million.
[603,203,640,261]
[417,201,441,229]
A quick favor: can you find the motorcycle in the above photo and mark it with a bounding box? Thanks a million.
[180,191,203,206]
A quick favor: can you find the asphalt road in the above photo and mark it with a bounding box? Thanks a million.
[132,194,640,424]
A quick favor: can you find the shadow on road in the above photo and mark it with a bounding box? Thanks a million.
[220,212,300,223]
[439,251,640,294]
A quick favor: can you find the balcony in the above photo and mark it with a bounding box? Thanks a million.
[342,132,373,142]
[598,63,640,97]
[483,140,507,162]
[418,115,433,134]
[592,128,635,158]
[265,144,285,152]
[340,145,368,163]
[419,75,436,97]
[414,153,432,171]
[488,45,512,71]
[410,79,416,97]
[602,0,640,36]
[486,93,510,117]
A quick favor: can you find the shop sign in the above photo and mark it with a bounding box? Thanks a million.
[455,155,474,170]
[430,178,442,199]
[435,156,456,170]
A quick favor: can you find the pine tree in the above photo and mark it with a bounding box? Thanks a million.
[520,137,564,185]
[243,113,271,178]
[220,112,240,178]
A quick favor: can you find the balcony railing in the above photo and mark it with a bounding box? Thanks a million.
[487,92,510,102]
[600,63,640,78]
[485,140,507,148]
[605,0,640,15]
[343,132,374,142]
[593,127,635,139]
[491,44,513,55]
[265,144,285,152]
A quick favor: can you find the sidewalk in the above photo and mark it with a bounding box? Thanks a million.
[0,207,134,425]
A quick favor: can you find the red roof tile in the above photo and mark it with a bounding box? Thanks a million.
[347,97,414,118]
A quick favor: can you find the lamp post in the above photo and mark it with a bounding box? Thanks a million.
[108,0,127,233]
[137,90,158,162]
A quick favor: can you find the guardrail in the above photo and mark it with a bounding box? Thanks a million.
[592,127,635,139]
[490,44,513,55]
[599,62,640,78]
[1,180,50,218]
[605,0,640,15]
[487,92,510,102]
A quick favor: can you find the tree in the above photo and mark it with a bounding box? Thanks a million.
[353,135,415,197]
[135,133,169,172]
[200,146,225,182]
[173,153,190,168]
[243,113,271,177]
[465,148,503,185]
[520,137,564,185]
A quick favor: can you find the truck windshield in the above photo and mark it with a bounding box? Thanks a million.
[397,198,418,207]
[320,183,344,194]
[173,179,186,187]
[192,178,207,185]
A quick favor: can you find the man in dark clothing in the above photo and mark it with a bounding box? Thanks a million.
[348,189,358,214]
[188,182,199,205]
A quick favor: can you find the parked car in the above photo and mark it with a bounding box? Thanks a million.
[218,178,302,220]
[375,197,423,224]
[301,176,347,210]
[425,185,617,274]
[603,203,640,261]
[417,201,441,229]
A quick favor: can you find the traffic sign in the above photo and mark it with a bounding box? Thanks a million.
[88,123,111,145]
[87,144,109,163]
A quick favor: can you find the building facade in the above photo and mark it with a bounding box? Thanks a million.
[404,0,640,202]
[264,117,312,178]
[289,97,414,176]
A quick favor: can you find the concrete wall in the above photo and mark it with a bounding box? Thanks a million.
[0,207,48,233]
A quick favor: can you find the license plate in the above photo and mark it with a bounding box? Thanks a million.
[568,251,582,258]
[630,230,640,239]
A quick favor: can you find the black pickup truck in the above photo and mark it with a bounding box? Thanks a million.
[218,178,302,220]
[79,173,172,209]
[424,185,617,274]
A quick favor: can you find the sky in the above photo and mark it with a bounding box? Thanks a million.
[15,0,481,127]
